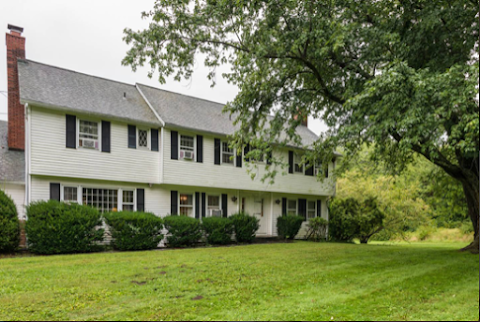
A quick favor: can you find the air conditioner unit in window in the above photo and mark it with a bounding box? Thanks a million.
[183,150,194,160]
[209,209,223,217]
[81,138,98,149]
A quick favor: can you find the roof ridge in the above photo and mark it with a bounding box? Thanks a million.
[18,59,136,88]
[136,83,227,108]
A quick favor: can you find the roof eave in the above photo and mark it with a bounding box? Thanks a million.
[20,98,162,128]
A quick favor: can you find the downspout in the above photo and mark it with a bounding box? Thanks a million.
[24,103,31,218]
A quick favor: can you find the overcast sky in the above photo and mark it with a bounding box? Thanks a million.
[0,0,327,135]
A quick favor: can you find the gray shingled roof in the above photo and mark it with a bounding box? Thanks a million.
[17,59,161,126]
[137,84,319,147]
[0,121,25,183]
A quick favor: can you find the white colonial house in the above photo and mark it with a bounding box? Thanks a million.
[1,25,338,240]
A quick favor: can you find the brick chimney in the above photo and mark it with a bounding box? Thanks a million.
[293,111,308,127]
[6,24,25,150]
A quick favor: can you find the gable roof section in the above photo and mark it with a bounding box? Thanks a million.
[136,83,319,147]
[0,121,25,183]
[17,59,161,126]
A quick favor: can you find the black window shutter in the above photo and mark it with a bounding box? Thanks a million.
[101,121,111,153]
[50,183,60,201]
[266,150,272,165]
[282,198,287,216]
[171,190,178,215]
[222,194,228,218]
[244,144,251,162]
[196,135,203,163]
[288,151,294,174]
[151,129,159,152]
[236,150,242,168]
[137,189,145,212]
[317,200,322,218]
[128,125,136,149]
[171,131,178,160]
[214,139,221,165]
[66,115,76,148]
[305,161,314,176]
[195,192,200,219]
[201,193,206,218]
[298,198,307,221]
[326,165,329,178]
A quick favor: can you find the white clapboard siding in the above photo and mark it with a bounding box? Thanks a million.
[1,183,26,220]
[30,106,161,184]
[30,176,329,238]
[163,129,335,196]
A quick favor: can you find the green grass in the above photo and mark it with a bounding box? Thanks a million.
[0,242,478,321]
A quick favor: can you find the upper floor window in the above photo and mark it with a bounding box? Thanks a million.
[138,129,148,149]
[79,120,99,150]
[294,153,303,173]
[222,142,234,165]
[180,135,195,160]
[307,200,316,219]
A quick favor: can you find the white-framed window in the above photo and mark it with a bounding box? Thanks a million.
[138,129,149,149]
[78,119,100,150]
[63,186,78,203]
[179,193,194,216]
[307,200,316,219]
[287,199,297,215]
[122,190,135,211]
[82,188,118,213]
[294,153,303,173]
[254,198,264,216]
[180,135,195,160]
[222,141,234,165]
[207,195,222,217]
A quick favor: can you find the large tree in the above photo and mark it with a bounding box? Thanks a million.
[123,0,479,252]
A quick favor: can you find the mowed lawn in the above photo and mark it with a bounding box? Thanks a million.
[0,242,478,321]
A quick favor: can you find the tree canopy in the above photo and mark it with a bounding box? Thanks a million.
[123,0,479,251]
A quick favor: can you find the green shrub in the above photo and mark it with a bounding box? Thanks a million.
[415,224,437,241]
[201,216,234,245]
[230,212,259,243]
[329,197,385,243]
[163,215,202,247]
[26,200,104,254]
[104,211,164,251]
[277,215,304,240]
[460,221,474,235]
[306,217,328,242]
[0,190,20,253]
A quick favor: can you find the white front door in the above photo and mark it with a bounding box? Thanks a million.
[243,195,269,235]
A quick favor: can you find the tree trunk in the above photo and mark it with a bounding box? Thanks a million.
[459,177,479,254]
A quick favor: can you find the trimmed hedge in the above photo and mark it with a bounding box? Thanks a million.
[201,216,234,245]
[163,215,202,247]
[277,215,304,240]
[104,211,164,251]
[0,190,20,253]
[26,200,104,254]
[230,212,260,243]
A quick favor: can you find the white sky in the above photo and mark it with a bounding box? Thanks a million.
[0,0,327,135]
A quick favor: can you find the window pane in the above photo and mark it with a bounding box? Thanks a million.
[123,191,134,203]
[180,206,193,216]
[82,188,117,213]
[294,153,303,173]
[180,194,193,206]
[180,135,194,151]
[222,142,234,164]
[138,130,148,147]
[208,196,220,209]
[64,187,77,202]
